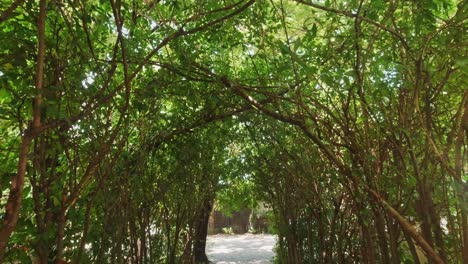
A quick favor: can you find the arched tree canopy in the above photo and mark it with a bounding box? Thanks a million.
[0,0,466,263]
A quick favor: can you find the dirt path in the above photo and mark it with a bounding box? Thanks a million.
[206,234,276,264]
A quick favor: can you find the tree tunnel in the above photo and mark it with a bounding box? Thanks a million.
[0,0,466,263]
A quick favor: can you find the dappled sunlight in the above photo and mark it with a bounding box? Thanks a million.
[207,234,276,263]
[0,0,465,262]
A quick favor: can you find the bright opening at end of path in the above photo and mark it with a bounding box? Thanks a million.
[206,234,276,264]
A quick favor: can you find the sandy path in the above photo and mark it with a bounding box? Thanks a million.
[206,234,276,264]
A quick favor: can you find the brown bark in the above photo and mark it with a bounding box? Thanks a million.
[404,231,422,264]
[387,216,401,264]
[316,209,325,263]
[430,209,448,263]
[54,209,66,264]
[286,232,302,264]
[228,79,445,263]
[455,96,468,264]
[0,0,46,260]
[167,205,184,264]
[336,202,349,263]
[74,197,93,264]
[0,0,25,23]
[327,196,342,262]
[369,189,445,264]
[193,198,213,263]
[31,135,48,264]
[373,207,391,264]
[416,187,435,251]
[0,135,33,261]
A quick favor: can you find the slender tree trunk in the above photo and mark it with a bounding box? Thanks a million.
[368,189,444,264]
[426,190,448,263]
[286,232,301,264]
[75,197,93,264]
[285,210,301,264]
[32,135,50,264]
[54,209,66,264]
[193,198,212,263]
[316,209,325,263]
[326,198,341,263]
[416,183,435,253]
[0,0,46,260]
[455,96,468,264]
[388,218,401,264]
[360,221,376,264]
[373,207,390,264]
[337,209,347,263]
[404,231,422,264]
[0,133,33,261]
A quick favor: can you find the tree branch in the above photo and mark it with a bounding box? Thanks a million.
[0,0,25,23]
[0,0,46,260]
[294,0,413,56]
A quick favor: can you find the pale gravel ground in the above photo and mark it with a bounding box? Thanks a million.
[206,234,276,264]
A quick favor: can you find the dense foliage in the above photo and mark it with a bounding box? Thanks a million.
[0,0,466,263]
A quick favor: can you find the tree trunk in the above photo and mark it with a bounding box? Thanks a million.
[0,0,46,260]
[455,96,468,264]
[0,135,33,261]
[193,198,212,263]
[373,206,390,264]
[404,231,422,264]
[54,209,66,264]
[388,218,401,264]
[286,232,301,264]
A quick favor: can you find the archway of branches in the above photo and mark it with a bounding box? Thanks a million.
[0,0,466,263]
